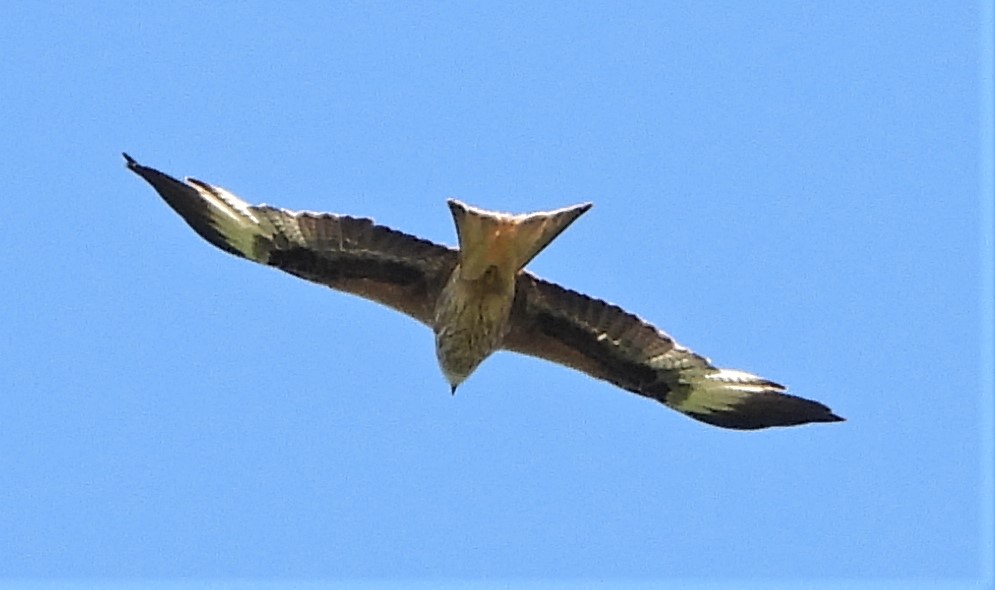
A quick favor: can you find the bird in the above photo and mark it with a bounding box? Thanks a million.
[124,153,843,430]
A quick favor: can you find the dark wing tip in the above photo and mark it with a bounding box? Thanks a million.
[123,155,247,258]
[688,393,845,431]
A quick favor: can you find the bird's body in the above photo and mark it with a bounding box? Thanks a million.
[125,154,844,430]
[433,199,590,390]
[433,263,515,390]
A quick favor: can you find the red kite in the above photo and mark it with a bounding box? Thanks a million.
[125,154,843,430]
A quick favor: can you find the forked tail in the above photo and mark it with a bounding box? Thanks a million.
[447,199,591,280]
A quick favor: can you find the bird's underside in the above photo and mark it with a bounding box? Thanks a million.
[124,153,844,430]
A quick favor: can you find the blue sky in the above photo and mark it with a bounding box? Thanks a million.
[1,2,991,587]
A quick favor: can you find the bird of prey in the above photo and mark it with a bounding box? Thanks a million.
[124,154,843,430]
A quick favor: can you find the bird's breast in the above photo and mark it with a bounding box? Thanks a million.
[432,265,516,385]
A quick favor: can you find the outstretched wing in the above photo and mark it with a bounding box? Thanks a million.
[504,274,843,429]
[125,154,457,325]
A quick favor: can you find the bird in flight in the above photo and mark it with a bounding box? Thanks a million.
[125,154,843,430]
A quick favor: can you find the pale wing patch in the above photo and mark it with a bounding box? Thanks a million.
[667,368,785,415]
[181,178,276,259]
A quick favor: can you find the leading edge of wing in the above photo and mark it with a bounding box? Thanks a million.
[504,273,844,430]
[123,153,458,325]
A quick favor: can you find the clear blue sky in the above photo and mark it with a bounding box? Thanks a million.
[1,2,991,587]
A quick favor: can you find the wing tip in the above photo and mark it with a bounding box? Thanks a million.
[825,411,846,423]
[122,152,141,171]
[123,156,254,258]
[685,394,845,430]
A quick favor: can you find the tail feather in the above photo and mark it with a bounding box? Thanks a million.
[447,199,591,280]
